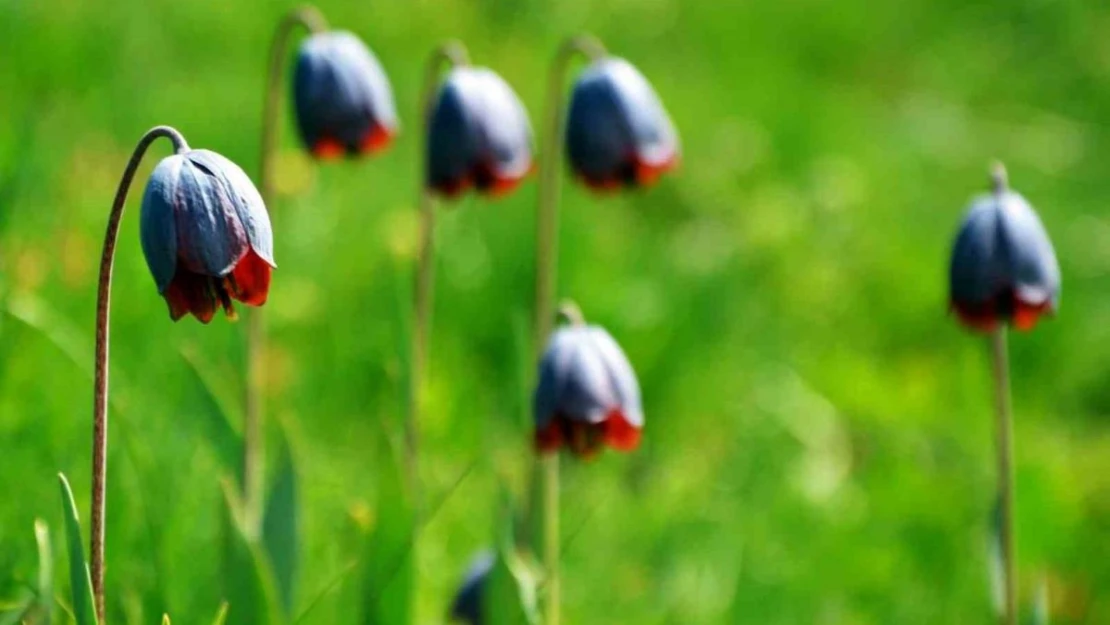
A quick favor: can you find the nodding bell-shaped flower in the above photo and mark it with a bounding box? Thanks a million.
[448,551,494,625]
[294,31,399,159]
[534,322,643,458]
[140,149,274,323]
[948,166,1060,332]
[565,58,679,191]
[427,67,533,198]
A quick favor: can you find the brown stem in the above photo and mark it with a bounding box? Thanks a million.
[407,40,470,496]
[246,4,328,531]
[531,34,607,625]
[990,327,1017,625]
[91,125,189,623]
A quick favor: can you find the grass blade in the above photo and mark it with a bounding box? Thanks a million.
[34,519,52,625]
[57,473,97,625]
[262,423,299,616]
[180,346,244,484]
[358,441,414,625]
[211,602,229,625]
[219,481,284,625]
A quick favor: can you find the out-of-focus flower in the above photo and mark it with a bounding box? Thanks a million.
[449,551,494,624]
[294,31,398,159]
[140,149,274,323]
[565,57,678,190]
[426,67,533,198]
[534,324,643,458]
[948,170,1059,332]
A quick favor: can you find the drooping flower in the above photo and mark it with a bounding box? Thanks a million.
[293,31,399,159]
[140,149,274,323]
[426,67,533,198]
[565,57,678,191]
[448,551,494,624]
[534,324,643,458]
[948,170,1060,332]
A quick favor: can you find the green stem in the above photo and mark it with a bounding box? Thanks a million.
[990,327,1017,625]
[408,40,470,495]
[248,4,328,532]
[92,125,190,623]
[532,36,606,625]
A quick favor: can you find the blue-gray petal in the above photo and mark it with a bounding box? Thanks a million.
[186,149,274,268]
[566,58,677,185]
[533,325,633,427]
[427,67,532,192]
[949,190,1059,308]
[139,155,183,292]
[586,326,644,428]
[294,31,398,153]
[449,550,494,625]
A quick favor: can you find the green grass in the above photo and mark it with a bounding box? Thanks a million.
[2,0,1110,622]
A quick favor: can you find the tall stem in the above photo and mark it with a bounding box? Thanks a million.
[248,4,327,530]
[990,327,1017,625]
[407,40,470,495]
[91,125,189,623]
[532,35,606,625]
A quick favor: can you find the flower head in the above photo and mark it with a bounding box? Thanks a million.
[565,57,678,191]
[534,322,643,458]
[140,149,274,323]
[948,167,1060,332]
[294,31,398,159]
[448,551,494,624]
[427,67,533,198]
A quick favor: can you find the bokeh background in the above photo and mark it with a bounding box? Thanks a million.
[2,0,1110,623]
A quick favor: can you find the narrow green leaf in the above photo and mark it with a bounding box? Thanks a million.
[210,602,229,625]
[358,442,414,625]
[57,474,97,625]
[487,492,538,625]
[262,424,299,616]
[34,519,53,625]
[0,596,34,625]
[161,614,171,625]
[180,347,244,484]
[219,482,285,625]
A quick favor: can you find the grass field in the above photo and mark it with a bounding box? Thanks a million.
[2,0,1110,623]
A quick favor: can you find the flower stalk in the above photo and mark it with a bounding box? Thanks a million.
[248,4,328,530]
[990,326,1016,625]
[532,36,606,625]
[91,125,190,623]
[408,40,470,493]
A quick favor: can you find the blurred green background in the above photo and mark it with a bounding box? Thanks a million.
[2,0,1110,622]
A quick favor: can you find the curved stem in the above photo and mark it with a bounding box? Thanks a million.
[532,34,607,353]
[246,4,328,531]
[408,40,470,495]
[531,35,606,625]
[990,328,1017,625]
[91,125,189,623]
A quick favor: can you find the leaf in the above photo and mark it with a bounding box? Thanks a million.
[358,441,414,625]
[487,492,538,625]
[34,519,52,625]
[0,596,34,625]
[57,473,98,625]
[219,481,285,625]
[161,615,171,625]
[179,346,244,484]
[211,602,229,625]
[262,423,299,616]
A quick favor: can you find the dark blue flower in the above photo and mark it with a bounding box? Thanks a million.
[534,324,643,457]
[426,67,533,198]
[449,551,494,624]
[565,58,678,191]
[948,174,1059,332]
[294,31,398,159]
[140,149,274,323]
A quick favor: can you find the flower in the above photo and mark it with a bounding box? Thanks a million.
[448,551,494,624]
[426,67,533,198]
[565,57,679,190]
[294,31,398,159]
[948,171,1060,332]
[140,149,274,323]
[534,324,643,458]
